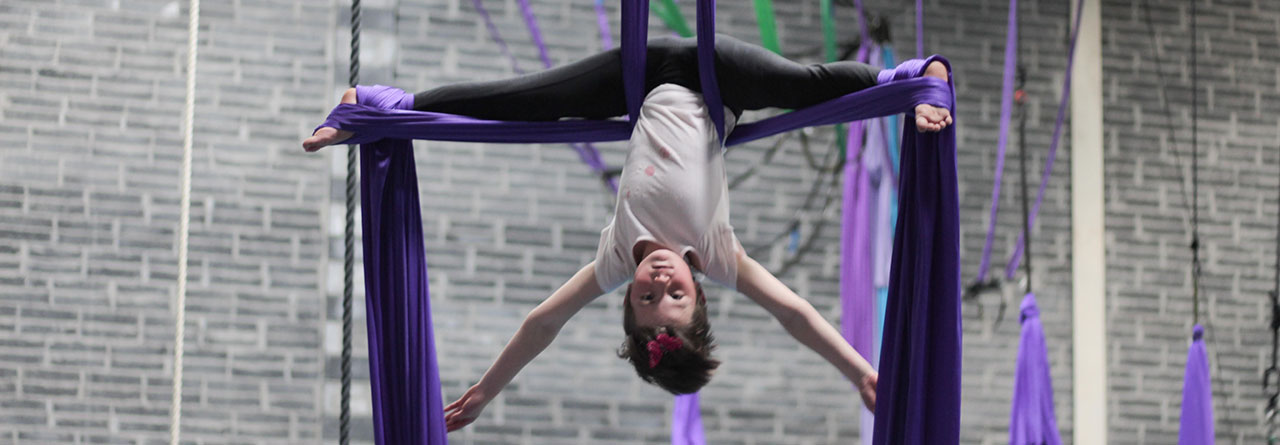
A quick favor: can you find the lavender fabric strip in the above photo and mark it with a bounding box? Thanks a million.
[1008,293,1062,445]
[594,0,614,50]
[974,0,1018,283]
[516,0,617,191]
[671,393,705,445]
[1178,325,1215,445]
[1003,0,1086,279]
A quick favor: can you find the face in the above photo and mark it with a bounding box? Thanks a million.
[628,249,698,327]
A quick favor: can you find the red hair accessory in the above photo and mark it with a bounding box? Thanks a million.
[646,333,683,368]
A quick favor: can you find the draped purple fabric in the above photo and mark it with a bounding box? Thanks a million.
[841,117,877,444]
[872,55,961,445]
[323,57,954,445]
[671,393,706,445]
[1009,293,1062,445]
[1178,325,1215,445]
[354,87,448,445]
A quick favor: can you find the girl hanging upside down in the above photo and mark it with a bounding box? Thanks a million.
[305,34,952,432]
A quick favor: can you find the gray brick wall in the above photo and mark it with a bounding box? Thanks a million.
[0,0,331,443]
[2,0,1272,444]
[1101,0,1275,443]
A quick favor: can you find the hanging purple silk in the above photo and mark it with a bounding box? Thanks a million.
[353,85,447,445]
[594,0,614,50]
[839,115,876,445]
[1003,0,1086,279]
[1008,293,1062,445]
[975,0,1018,283]
[671,393,706,445]
[872,56,960,445]
[695,0,726,143]
[1178,325,1215,444]
[915,0,924,58]
[621,0,649,123]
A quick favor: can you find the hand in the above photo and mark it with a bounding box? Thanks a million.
[444,384,492,432]
[858,372,878,412]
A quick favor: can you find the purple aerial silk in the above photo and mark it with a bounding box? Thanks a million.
[353,86,447,445]
[975,0,1018,284]
[1003,0,1086,279]
[840,111,876,444]
[1178,325,1215,444]
[1008,293,1062,445]
[671,393,705,445]
[319,47,953,445]
[872,55,961,445]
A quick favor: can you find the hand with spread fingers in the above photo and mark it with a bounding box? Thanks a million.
[444,384,492,432]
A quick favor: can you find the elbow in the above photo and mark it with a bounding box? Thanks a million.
[523,307,560,336]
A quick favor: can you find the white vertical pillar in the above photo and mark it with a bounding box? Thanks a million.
[1071,0,1107,443]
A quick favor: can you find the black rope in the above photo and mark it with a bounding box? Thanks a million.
[1190,0,1201,327]
[1015,16,1032,298]
[1267,145,1280,443]
[1139,0,1238,434]
[340,0,360,444]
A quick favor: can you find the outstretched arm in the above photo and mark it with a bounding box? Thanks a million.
[444,262,604,431]
[734,252,878,411]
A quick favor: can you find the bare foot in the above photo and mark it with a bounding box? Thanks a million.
[302,87,358,152]
[914,60,953,132]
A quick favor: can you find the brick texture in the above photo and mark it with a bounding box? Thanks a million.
[1,0,1273,444]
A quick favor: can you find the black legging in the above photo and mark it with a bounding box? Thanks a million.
[413,35,881,121]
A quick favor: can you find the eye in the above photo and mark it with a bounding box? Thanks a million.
[640,293,655,302]
[671,292,684,300]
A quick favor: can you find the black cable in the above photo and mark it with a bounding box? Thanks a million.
[1139,0,1237,435]
[340,1,360,444]
[1190,0,1201,327]
[1016,19,1032,298]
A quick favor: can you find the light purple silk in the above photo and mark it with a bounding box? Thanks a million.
[355,89,447,445]
[1003,0,1086,280]
[1178,325,1215,445]
[975,0,1018,283]
[671,393,705,445]
[873,56,961,445]
[840,114,876,445]
[1009,293,1062,445]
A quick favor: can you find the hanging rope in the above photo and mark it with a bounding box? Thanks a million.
[339,0,361,444]
[1266,142,1280,444]
[169,0,200,443]
[1015,40,1031,299]
[1190,0,1201,327]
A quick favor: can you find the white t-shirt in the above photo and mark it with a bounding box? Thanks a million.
[594,84,741,292]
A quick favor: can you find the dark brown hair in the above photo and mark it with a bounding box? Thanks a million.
[617,282,720,394]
